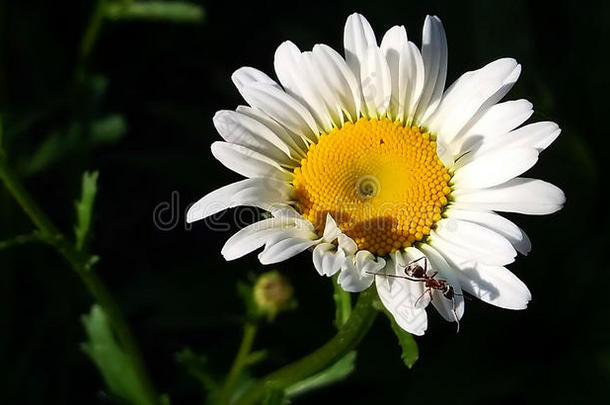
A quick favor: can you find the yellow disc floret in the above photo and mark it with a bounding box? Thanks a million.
[292,118,451,256]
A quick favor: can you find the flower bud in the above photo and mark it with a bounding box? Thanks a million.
[253,271,295,321]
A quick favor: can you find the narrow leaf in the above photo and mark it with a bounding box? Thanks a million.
[285,351,357,398]
[244,349,268,366]
[384,310,419,368]
[106,2,205,23]
[81,305,156,405]
[262,386,285,405]
[90,114,127,144]
[74,171,99,251]
[175,348,220,394]
[23,114,125,176]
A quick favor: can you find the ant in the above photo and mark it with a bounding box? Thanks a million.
[367,256,462,332]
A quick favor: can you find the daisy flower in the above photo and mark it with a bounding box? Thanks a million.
[187,13,565,335]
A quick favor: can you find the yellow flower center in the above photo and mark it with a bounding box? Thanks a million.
[292,118,451,256]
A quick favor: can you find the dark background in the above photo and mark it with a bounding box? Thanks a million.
[1,0,609,403]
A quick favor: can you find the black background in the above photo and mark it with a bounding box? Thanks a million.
[1,0,609,404]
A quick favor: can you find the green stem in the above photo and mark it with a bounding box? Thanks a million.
[234,288,378,405]
[219,322,258,405]
[0,232,40,251]
[0,156,159,404]
[75,0,109,81]
[332,274,352,328]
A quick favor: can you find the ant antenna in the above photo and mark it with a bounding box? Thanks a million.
[402,256,427,268]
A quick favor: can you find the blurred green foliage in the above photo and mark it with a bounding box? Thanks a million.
[74,171,99,251]
[82,305,156,405]
[284,351,357,399]
[385,309,419,369]
[106,1,205,23]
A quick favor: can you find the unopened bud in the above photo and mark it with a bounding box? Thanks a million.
[253,271,295,321]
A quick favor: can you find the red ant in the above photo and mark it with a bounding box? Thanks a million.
[367,256,462,332]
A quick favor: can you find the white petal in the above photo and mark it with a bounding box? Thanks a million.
[432,219,517,265]
[337,233,358,256]
[344,13,377,79]
[321,213,341,242]
[427,58,521,145]
[480,122,561,154]
[417,245,465,322]
[452,99,533,156]
[301,51,346,128]
[258,231,318,265]
[508,121,561,150]
[312,44,362,121]
[186,178,292,223]
[232,67,281,94]
[210,142,293,181]
[404,42,426,122]
[380,26,425,122]
[239,82,320,143]
[313,243,345,277]
[461,99,533,139]
[274,41,336,132]
[355,250,386,274]
[270,206,307,220]
[375,251,428,335]
[360,46,392,118]
[452,147,539,189]
[235,105,308,157]
[453,177,566,215]
[436,137,455,167]
[433,247,531,310]
[338,250,382,293]
[221,217,315,261]
[414,15,448,123]
[445,207,531,255]
[213,110,296,165]
[380,25,407,120]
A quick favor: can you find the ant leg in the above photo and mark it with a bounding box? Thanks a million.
[365,272,423,282]
[451,297,460,333]
[415,288,430,308]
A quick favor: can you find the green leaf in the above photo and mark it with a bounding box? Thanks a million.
[384,310,419,368]
[90,114,127,144]
[81,305,157,405]
[244,349,268,366]
[237,280,259,321]
[23,114,126,176]
[106,2,205,23]
[262,386,286,405]
[285,351,357,398]
[74,171,99,251]
[175,348,220,395]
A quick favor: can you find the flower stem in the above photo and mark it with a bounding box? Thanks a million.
[75,0,110,81]
[332,274,352,328]
[0,155,159,404]
[218,322,258,405]
[233,288,378,405]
